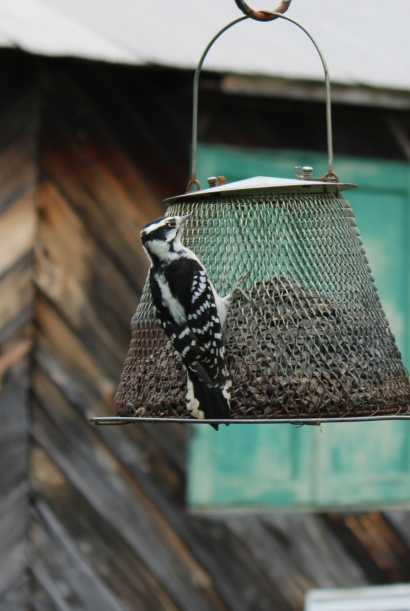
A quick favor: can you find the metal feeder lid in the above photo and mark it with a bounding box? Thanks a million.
[164,176,357,204]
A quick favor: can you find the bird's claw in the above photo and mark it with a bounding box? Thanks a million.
[231,271,250,293]
[230,271,251,301]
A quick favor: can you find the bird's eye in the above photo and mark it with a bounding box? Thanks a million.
[168,220,176,228]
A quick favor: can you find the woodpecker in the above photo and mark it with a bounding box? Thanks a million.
[140,214,232,427]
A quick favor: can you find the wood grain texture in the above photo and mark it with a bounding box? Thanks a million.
[31,445,181,611]
[0,92,38,217]
[32,393,228,611]
[31,501,134,611]
[39,70,162,291]
[0,575,30,611]
[32,581,63,611]
[261,514,367,587]
[0,359,31,611]
[0,58,36,610]
[325,512,410,583]
[35,179,138,375]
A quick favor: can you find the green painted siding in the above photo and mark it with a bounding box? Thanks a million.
[316,420,410,506]
[188,143,410,512]
[189,422,313,508]
[188,421,410,510]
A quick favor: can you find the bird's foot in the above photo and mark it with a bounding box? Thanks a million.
[225,271,251,304]
[232,271,250,292]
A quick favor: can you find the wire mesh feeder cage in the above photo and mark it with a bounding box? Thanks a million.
[92,2,410,426]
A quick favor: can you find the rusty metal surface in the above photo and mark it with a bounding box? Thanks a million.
[186,174,201,193]
[114,192,410,422]
[234,0,292,22]
[295,168,341,185]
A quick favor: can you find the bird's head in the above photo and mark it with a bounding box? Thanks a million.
[140,214,191,263]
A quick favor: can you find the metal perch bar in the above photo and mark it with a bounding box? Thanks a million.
[91,415,410,426]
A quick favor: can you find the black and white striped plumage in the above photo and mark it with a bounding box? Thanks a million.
[140,214,231,426]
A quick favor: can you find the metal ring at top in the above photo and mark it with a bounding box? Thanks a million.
[235,0,292,21]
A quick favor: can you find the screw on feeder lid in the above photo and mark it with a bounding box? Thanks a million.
[207,177,218,188]
[295,166,339,184]
[303,166,313,179]
[294,166,314,180]
[207,176,227,188]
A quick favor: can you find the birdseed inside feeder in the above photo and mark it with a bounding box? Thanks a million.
[92,2,410,426]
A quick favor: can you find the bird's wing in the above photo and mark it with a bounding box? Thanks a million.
[150,263,228,388]
[184,267,228,388]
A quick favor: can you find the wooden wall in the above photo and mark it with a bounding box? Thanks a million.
[2,50,410,611]
[0,53,37,610]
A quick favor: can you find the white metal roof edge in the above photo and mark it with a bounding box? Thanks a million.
[2,0,410,94]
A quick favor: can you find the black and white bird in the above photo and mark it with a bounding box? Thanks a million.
[140,214,232,426]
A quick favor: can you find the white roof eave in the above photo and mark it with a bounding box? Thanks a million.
[1,0,410,93]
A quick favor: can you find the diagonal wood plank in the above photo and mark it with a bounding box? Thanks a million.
[32,500,133,611]
[71,64,190,199]
[32,444,181,611]
[0,370,29,499]
[0,254,33,338]
[261,514,368,587]
[36,179,138,375]
[36,296,117,414]
[40,67,168,226]
[0,190,36,278]
[0,483,29,596]
[0,575,30,611]
[32,399,227,611]
[0,368,30,609]
[0,75,37,611]
[0,92,37,217]
[32,580,62,611]
[33,361,305,611]
[42,135,152,289]
[41,102,162,288]
[0,339,32,387]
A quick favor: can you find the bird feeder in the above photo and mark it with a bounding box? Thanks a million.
[92,1,410,427]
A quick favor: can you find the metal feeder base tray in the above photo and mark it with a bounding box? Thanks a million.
[90,415,410,426]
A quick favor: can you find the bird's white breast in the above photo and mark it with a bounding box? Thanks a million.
[156,273,186,325]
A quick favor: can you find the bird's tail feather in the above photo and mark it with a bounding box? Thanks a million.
[187,375,230,431]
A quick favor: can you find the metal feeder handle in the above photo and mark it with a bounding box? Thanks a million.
[187,4,335,192]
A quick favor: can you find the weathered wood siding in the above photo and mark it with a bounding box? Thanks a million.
[0,53,37,610]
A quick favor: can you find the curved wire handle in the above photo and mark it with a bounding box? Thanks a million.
[187,12,335,192]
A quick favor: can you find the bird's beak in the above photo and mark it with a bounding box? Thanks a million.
[179,214,191,225]
[176,214,191,236]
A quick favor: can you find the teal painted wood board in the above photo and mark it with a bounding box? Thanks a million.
[188,143,410,511]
